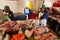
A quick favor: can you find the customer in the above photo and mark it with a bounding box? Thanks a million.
[3,5,14,21]
[29,10,37,19]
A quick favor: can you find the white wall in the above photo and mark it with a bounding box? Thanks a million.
[0,0,54,13]
[17,0,26,13]
[44,0,57,8]
[44,0,52,7]
[0,1,18,13]
[18,0,43,13]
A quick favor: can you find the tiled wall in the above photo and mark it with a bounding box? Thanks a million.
[17,0,43,13]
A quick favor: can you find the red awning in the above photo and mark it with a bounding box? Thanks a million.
[53,2,60,7]
[58,0,60,2]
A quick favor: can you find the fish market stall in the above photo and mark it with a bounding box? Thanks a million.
[0,20,58,40]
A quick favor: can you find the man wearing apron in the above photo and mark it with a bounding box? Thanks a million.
[39,5,49,26]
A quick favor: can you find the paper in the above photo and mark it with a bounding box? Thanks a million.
[32,20,40,28]
[25,9,29,13]
[25,30,33,38]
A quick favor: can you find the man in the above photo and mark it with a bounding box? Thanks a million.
[3,5,14,21]
[39,4,49,26]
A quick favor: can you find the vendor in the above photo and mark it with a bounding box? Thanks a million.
[3,5,14,21]
[38,5,49,26]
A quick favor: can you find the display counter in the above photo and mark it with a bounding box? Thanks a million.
[48,15,60,36]
[0,20,58,40]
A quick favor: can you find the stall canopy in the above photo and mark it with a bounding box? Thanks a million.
[53,0,60,7]
[53,2,60,7]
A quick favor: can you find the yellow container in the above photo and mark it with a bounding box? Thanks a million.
[28,2,33,9]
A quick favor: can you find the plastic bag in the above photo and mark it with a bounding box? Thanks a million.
[32,20,40,28]
[8,17,11,21]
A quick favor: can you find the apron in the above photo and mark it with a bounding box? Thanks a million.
[40,18,47,26]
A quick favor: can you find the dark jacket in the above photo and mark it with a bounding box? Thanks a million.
[40,10,49,20]
[8,11,14,20]
[3,10,14,21]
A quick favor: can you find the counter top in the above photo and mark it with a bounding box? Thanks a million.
[49,15,60,23]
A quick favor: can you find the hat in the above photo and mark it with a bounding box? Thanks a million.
[41,4,46,8]
[4,5,10,9]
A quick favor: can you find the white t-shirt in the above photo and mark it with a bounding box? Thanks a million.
[40,18,47,26]
[39,12,44,18]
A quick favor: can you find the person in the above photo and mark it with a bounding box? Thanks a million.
[40,8,49,21]
[38,5,49,26]
[29,10,37,19]
[3,5,14,21]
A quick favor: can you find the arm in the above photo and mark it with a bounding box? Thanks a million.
[8,11,14,21]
